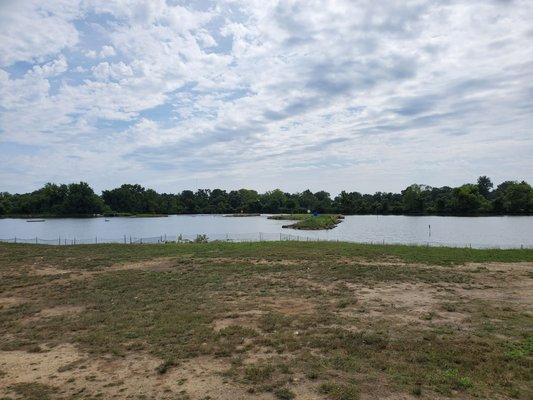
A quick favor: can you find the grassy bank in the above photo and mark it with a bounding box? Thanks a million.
[269,214,344,230]
[268,214,310,220]
[0,242,532,399]
[283,214,344,230]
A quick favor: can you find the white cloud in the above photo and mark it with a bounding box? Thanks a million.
[100,45,116,58]
[0,0,532,193]
[0,0,80,66]
[27,56,68,78]
[86,45,116,59]
[92,61,133,81]
[0,70,50,110]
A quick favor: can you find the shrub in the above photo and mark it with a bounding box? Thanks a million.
[319,382,359,400]
[274,387,296,400]
[156,359,176,374]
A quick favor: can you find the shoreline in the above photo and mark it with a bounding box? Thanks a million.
[2,212,532,219]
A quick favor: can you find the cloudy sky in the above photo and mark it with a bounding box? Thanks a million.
[1,0,532,195]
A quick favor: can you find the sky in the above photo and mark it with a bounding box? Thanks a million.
[1,0,532,195]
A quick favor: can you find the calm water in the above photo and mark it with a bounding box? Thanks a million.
[0,215,531,248]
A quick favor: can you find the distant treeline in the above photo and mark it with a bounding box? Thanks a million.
[1,177,532,217]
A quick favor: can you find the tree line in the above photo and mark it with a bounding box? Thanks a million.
[0,177,532,217]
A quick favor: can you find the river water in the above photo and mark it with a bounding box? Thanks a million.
[0,215,531,248]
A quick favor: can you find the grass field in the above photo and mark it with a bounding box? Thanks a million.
[0,242,532,399]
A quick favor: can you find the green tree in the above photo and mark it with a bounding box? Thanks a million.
[298,190,318,212]
[314,191,332,213]
[3,178,532,217]
[61,182,106,215]
[450,184,490,214]
[262,189,287,213]
[402,185,425,214]
[194,189,211,213]
[102,184,147,213]
[179,190,197,213]
[0,192,11,215]
[477,176,493,198]
[494,181,533,214]
[209,189,230,213]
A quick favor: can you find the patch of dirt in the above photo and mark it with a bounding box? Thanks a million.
[0,297,26,309]
[209,255,410,268]
[294,277,338,292]
[0,345,80,387]
[29,266,71,276]
[39,305,85,318]
[213,310,263,332]
[356,282,443,309]
[337,282,471,329]
[201,257,305,266]
[336,262,533,332]
[336,256,408,267]
[265,296,316,315]
[449,262,533,308]
[177,356,274,400]
[249,258,303,266]
[109,257,179,272]
[20,305,85,325]
[34,258,183,287]
[0,344,273,400]
[462,261,533,273]
[287,381,322,399]
[360,392,425,400]
[452,282,533,308]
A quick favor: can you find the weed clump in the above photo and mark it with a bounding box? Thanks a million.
[319,382,359,400]
[243,364,275,384]
[156,359,176,374]
[274,387,296,399]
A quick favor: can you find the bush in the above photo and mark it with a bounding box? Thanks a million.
[155,359,176,374]
[194,234,209,243]
[274,387,295,399]
[243,364,274,384]
[319,382,359,400]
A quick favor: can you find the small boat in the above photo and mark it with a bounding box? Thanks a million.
[105,219,110,222]
[26,219,45,222]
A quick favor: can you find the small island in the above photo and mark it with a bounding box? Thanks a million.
[224,213,261,217]
[268,214,344,230]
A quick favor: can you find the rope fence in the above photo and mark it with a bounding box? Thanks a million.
[0,233,530,249]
